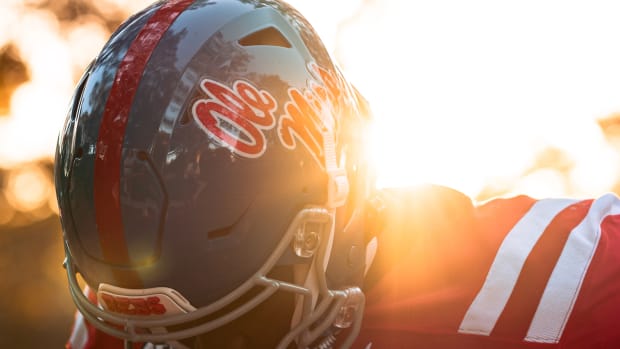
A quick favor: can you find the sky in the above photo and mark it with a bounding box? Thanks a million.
[1,0,619,200]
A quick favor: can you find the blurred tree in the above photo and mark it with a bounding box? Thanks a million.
[28,0,125,32]
[598,113,620,145]
[0,44,29,116]
[598,114,620,194]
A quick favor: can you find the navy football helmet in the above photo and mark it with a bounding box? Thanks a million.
[55,0,373,348]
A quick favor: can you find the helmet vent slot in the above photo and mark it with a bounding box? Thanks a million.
[238,26,291,48]
[207,226,233,240]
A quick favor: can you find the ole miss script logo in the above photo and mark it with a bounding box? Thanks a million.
[192,63,343,168]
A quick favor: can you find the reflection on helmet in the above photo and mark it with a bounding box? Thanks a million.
[54,0,373,348]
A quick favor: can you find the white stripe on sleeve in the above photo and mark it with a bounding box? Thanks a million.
[458,198,578,336]
[525,193,620,343]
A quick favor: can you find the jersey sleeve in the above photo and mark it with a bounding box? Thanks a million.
[356,187,620,349]
[363,184,481,291]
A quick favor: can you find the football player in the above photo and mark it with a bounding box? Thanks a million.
[55,0,620,348]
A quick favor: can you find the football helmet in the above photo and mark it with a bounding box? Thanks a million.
[54,0,373,348]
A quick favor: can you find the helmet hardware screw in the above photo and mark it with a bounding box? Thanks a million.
[294,225,321,258]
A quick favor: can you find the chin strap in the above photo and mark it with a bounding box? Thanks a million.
[324,128,349,209]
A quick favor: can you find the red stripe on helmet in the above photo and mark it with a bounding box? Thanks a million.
[94,0,194,266]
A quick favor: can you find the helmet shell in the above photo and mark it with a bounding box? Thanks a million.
[55,0,370,309]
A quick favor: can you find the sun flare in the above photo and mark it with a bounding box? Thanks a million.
[331,0,620,199]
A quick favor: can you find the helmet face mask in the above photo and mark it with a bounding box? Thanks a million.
[64,206,364,347]
[55,0,372,347]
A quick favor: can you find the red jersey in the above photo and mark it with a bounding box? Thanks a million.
[67,185,620,348]
[353,185,620,348]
